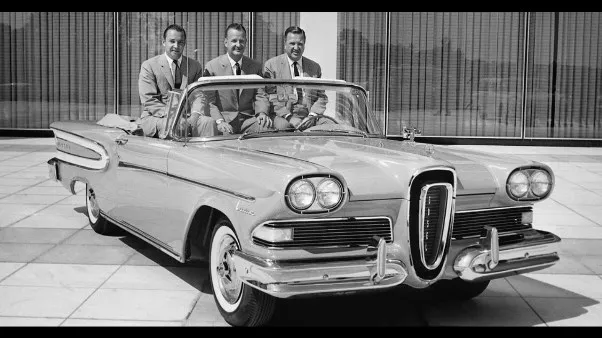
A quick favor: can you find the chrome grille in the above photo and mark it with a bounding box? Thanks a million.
[423,186,444,263]
[419,183,452,268]
[253,217,392,249]
[452,206,532,239]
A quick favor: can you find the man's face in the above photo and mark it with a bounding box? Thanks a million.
[284,33,305,61]
[224,28,247,61]
[163,29,186,60]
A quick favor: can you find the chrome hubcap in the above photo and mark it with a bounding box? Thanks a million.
[216,235,242,304]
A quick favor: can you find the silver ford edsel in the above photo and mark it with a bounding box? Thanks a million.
[47,75,561,326]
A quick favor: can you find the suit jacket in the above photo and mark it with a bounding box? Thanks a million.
[202,54,264,123]
[138,54,203,119]
[260,54,325,118]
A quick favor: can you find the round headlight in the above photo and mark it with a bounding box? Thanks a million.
[316,178,343,209]
[530,170,551,197]
[288,180,315,210]
[508,171,529,198]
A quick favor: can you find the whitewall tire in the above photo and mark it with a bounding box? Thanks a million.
[209,217,276,326]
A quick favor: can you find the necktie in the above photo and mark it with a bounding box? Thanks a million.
[234,62,241,98]
[173,59,182,89]
[293,61,303,103]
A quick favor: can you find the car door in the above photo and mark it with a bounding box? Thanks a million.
[108,91,183,252]
[110,136,174,249]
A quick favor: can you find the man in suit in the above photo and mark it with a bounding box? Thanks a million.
[261,26,329,129]
[202,23,289,134]
[138,24,217,138]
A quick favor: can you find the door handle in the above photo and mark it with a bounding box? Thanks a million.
[115,136,128,145]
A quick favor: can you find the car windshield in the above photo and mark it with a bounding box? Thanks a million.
[171,79,383,141]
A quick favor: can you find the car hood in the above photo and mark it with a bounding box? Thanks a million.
[218,136,534,201]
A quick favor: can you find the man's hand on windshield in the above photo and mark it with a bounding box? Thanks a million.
[257,112,273,128]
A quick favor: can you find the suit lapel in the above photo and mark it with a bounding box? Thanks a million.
[180,56,189,88]
[280,54,292,79]
[220,54,238,106]
[220,54,234,75]
[159,55,175,89]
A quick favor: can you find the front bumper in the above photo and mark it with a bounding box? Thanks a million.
[453,228,561,282]
[232,238,408,299]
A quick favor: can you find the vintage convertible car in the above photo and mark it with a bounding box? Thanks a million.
[47,75,560,326]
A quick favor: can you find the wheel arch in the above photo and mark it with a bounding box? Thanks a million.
[183,204,232,263]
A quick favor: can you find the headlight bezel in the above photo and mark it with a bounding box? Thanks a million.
[285,175,346,213]
[506,167,553,201]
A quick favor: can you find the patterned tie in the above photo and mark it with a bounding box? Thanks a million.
[173,59,182,89]
[293,61,303,104]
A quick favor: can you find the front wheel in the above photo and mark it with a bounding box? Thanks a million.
[431,278,490,300]
[209,217,276,326]
[86,184,121,236]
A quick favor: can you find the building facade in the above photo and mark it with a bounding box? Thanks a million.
[1,12,601,142]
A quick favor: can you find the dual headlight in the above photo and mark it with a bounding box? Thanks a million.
[506,167,553,200]
[286,176,344,213]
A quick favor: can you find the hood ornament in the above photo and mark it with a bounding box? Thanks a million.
[402,127,422,143]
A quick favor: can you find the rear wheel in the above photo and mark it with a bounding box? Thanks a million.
[209,217,276,326]
[86,184,121,235]
[431,278,490,300]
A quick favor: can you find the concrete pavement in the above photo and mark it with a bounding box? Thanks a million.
[1,137,601,326]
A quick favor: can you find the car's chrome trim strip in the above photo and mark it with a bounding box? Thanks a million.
[118,161,255,202]
[100,211,183,262]
[455,205,533,214]
[51,128,109,171]
[118,161,167,175]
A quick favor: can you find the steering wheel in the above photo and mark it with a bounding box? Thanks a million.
[296,114,339,132]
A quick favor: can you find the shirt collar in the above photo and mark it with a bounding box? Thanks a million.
[287,56,303,77]
[227,54,243,70]
[165,53,182,67]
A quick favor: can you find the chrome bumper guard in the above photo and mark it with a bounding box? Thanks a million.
[47,158,59,181]
[232,237,408,298]
[453,226,561,282]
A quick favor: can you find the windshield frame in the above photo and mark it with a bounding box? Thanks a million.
[168,77,384,142]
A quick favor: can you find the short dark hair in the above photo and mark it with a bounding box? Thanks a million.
[284,26,306,41]
[163,24,186,40]
[225,23,246,38]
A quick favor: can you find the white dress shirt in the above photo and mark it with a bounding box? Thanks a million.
[227,55,243,75]
[165,53,183,79]
[287,56,303,78]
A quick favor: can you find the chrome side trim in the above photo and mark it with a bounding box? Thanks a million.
[418,182,453,270]
[117,161,255,202]
[100,211,183,263]
[51,129,109,171]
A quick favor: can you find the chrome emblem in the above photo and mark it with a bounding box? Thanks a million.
[57,140,71,151]
[236,202,255,216]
